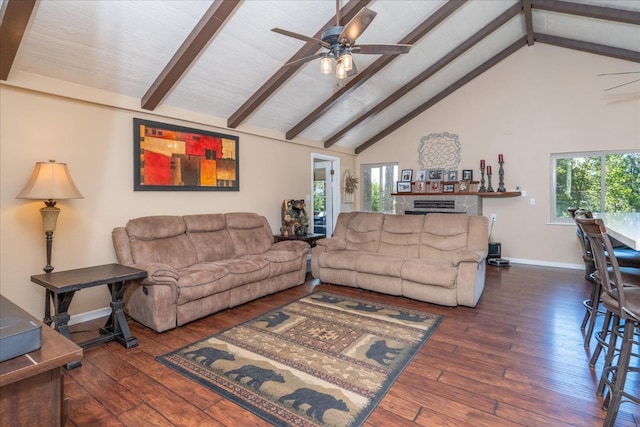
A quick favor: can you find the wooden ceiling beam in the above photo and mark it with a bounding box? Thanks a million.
[522,0,535,46]
[227,0,371,129]
[325,2,522,148]
[0,0,36,81]
[355,38,526,154]
[141,0,240,111]
[530,0,640,25]
[285,0,466,141]
[535,33,640,63]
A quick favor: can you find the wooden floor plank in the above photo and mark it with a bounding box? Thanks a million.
[60,265,639,426]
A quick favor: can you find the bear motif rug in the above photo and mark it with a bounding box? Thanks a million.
[157,291,443,426]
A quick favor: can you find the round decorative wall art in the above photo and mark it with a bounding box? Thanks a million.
[417,132,461,171]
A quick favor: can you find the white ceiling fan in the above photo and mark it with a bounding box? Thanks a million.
[271,1,411,79]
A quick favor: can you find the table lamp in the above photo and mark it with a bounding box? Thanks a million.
[17,160,83,273]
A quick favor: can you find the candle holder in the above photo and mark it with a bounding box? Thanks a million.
[497,160,506,192]
[479,166,486,192]
[487,171,494,192]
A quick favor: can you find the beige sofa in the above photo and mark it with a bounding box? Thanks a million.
[311,212,489,307]
[112,213,310,332]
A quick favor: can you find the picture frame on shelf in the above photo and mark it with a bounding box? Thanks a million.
[426,168,444,181]
[414,181,427,193]
[447,170,458,181]
[401,169,413,182]
[458,180,471,192]
[397,181,412,193]
[443,183,455,193]
[427,181,442,193]
[462,169,473,181]
[415,170,427,182]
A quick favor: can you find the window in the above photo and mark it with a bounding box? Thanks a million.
[361,163,398,213]
[552,150,640,222]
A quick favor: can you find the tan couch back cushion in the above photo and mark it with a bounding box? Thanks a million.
[225,212,274,255]
[419,214,471,259]
[126,216,197,269]
[378,214,423,257]
[342,212,383,252]
[184,214,236,262]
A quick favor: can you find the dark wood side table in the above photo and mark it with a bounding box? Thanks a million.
[31,263,147,369]
[0,322,82,426]
[274,232,325,248]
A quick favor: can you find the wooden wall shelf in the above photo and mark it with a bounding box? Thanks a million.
[391,191,521,198]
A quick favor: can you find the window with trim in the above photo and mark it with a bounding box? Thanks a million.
[552,150,640,222]
[361,163,398,213]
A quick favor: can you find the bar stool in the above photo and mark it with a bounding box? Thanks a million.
[576,217,640,426]
[571,209,640,347]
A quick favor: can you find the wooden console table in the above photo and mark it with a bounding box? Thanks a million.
[31,263,147,369]
[0,322,82,426]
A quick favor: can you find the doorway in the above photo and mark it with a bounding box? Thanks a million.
[311,154,340,237]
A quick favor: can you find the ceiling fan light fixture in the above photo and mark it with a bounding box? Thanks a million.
[340,52,353,72]
[320,56,332,74]
[336,61,347,79]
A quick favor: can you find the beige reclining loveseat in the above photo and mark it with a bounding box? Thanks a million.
[311,212,489,307]
[112,212,310,332]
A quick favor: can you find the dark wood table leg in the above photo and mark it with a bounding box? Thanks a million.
[44,290,53,326]
[51,291,81,369]
[100,281,138,349]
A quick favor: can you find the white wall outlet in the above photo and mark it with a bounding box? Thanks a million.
[521,190,527,197]
[530,198,536,205]
[490,213,497,222]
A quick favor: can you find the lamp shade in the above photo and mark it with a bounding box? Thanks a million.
[16,160,83,200]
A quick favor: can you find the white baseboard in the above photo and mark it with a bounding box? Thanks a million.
[67,258,584,322]
[68,307,112,326]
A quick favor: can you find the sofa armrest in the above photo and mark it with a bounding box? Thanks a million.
[272,240,311,257]
[316,237,346,251]
[452,250,486,264]
[131,262,179,285]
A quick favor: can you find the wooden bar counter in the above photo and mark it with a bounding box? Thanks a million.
[0,321,82,426]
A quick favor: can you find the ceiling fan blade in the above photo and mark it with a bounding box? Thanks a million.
[604,78,640,91]
[339,7,377,45]
[272,28,330,48]
[282,52,325,68]
[354,44,412,55]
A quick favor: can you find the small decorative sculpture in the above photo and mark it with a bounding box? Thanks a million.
[281,199,310,236]
[497,154,506,192]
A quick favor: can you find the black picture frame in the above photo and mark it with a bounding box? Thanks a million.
[462,169,473,181]
[401,169,413,182]
[133,118,239,191]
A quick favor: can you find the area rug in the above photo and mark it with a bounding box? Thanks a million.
[157,291,443,426]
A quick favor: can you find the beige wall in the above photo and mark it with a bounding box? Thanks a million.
[357,44,640,267]
[0,81,355,318]
[2,44,639,320]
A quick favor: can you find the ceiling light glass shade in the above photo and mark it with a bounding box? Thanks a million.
[17,161,84,201]
[340,53,353,72]
[320,56,332,74]
[336,62,347,79]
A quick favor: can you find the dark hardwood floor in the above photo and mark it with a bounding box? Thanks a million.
[63,264,639,426]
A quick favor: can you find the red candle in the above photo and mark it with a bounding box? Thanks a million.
[487,165,492,174]
[498,154,503,162]
[480,159,485,168]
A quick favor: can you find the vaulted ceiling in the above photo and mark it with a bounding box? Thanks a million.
[1,0,639,153]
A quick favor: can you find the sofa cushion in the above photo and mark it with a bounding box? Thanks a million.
[356,253,406,276]
[126,218,197,270]
[318,250,366,270]
[401,259,458,288]
[344,212,383,252]
[213,258,270,287]
[184,214,236,261]
[378,214,423,257]
[176,264,232,304]
[245,251,303,277]
[225,213,274,255]
[419,214,470,259]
